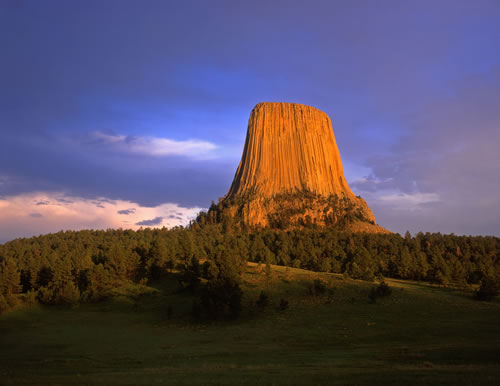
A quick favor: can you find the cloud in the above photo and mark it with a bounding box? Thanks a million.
[0,132,235,208]
[118,208,135,215]
[56,197,74,204]
[0,192,205,243]
[346,66,500,236]
[36,200,50,206]
[350,175,397,193]
[88,132,218,159]
[135,217,163,226]
[377,193,440,211]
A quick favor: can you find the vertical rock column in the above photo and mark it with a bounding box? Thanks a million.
[226,102,356,200]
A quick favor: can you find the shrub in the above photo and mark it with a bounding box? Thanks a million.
[256,291,269,308]
[265,263,272,278]
[0,294,8,315]
[24,290,38,306]
[369,281,392,303]
[37,280,80,305]
[179,257,202,293]
[325,287,336,304]
[309,279,327,296]
[197,279,243,320]
[474,278,500,301]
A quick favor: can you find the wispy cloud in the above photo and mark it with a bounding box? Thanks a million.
[377,192,440,211]
[350,175,397,193]
[88,132,218,158]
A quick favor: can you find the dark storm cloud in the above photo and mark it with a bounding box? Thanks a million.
[136,217,163,226]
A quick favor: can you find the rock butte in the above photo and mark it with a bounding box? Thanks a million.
[209,102,388,233]
[227,102,355,200]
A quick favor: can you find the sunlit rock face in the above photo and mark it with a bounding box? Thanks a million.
[207,102,388,232]
[227,102,356,200]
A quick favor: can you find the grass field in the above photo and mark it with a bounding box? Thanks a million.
[1,263,500,385]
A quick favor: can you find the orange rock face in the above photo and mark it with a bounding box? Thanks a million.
[206,102,387,232]
[227,102,356,200]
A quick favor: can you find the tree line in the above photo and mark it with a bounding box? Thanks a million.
[1,224,499,314]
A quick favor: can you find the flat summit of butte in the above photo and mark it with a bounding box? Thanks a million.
[203,102,388,233]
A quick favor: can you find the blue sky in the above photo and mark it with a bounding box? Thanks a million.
[1,0,500,242]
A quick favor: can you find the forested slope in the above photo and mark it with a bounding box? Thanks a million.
[1,224,499,313]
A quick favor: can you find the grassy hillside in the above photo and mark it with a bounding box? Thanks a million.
[1,263,499,385]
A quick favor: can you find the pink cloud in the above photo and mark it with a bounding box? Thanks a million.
[0,192,205,242]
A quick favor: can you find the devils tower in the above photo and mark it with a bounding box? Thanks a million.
[202,102,387,233]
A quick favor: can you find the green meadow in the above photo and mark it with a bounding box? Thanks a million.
[1,263,499,385]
